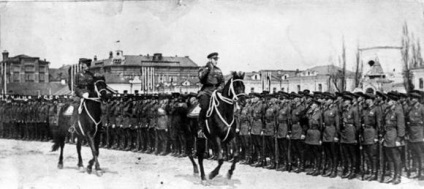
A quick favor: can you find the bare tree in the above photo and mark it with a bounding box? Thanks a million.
[401,22,415,92]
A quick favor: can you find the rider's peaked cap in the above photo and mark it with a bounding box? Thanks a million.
[79,58,92,66]
[172,92,181,98]
[207,52,218,59]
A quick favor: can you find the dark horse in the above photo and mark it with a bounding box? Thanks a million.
[51,76,108,176]
[192,71,246,185]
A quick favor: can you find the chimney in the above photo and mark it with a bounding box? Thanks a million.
[2,50,9,61]
[94,55,97,61]
[153,53,162,61]
[109,51,113,59]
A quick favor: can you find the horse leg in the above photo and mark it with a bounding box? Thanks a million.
[86,134,102,176]
[187,135,199,175]
[76,137,84,172]
[196,137,208,185]
[209,137,224,180]
[227,139,239,179]
[58,142,65,169]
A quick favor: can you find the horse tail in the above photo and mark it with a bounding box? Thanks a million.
[51,104,71,152]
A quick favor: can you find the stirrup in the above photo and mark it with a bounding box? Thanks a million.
[68,125,76,133]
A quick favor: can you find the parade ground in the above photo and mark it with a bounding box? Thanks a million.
[0,139,422,189]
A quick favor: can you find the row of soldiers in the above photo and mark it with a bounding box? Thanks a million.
[233,89,424,185]
[0,93,198,158]
[1,89,423,185]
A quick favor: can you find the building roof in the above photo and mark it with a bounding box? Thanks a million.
[305,65,354,76]
[92,54,198,68]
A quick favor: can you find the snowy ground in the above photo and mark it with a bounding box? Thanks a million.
[0,139,422,189]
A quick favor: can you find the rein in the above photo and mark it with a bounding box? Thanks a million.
[76,79,105,137]
[205,78,245,141]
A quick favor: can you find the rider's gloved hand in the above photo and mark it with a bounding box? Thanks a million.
[82,93,89,99]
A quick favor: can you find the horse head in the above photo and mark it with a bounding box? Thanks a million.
[222,71,246,107]
[93,75,107,101]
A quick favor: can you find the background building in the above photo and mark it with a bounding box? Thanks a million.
[0,50,62,95]
[89,50,200,94]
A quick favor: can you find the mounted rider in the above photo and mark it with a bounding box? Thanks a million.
[70,58,95,129]
[197,52,225,137]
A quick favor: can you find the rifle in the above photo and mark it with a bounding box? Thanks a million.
[275,115,279,169]
[359,133,365,180]
[405,138,411,178]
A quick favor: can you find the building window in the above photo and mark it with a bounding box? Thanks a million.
[318,84,322,92]
[25,65,35,72]
[13,74,19,82]
[251,87,254,93]
[273,87,277,93]
[39,65,45,72]
[13,66,20,72]
[39,74,45,83]
[25,73,34,82]
[297,85,301,92]
[420,78,424,89]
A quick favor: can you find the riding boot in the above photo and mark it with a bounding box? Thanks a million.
[384,171,395,183]
[323,163,333,177]
[329,165,338,178]
[266,157,276,169]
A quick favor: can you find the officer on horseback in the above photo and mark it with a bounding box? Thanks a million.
[197,52,225,137]
[70,58,95,129]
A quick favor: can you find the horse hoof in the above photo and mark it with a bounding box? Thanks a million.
[208,172,217,180]
[57,164,63,169]
[201,180,210,186]
[226,172,232,180]
[96,170,103,177]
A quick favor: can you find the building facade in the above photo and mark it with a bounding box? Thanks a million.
[242,65,355,94]
[1,51,51,95]
[89,50,200,94]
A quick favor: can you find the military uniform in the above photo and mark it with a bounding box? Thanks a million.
[305,103,323,176]
[197,52,225,136]
[361,102,381,181]
[263,98,278,169]
[239,101,253,164]
[250,98,266,167]
[382,98,405,184]
[406,95,424,180]
[340,98,360,179]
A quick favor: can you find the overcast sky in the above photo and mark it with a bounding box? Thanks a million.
[1,0,424,74]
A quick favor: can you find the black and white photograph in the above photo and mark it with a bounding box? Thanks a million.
[1,0,424,188]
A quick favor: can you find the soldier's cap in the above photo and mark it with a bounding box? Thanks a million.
[172,92,181,98]
[261,91,270,95]
[303,92,313,98]
[78,58,92,66]
[188,92,197,98]
[303,89,310,95]
[408,92,422,99]
[251,92,261,98]
[354,92,367,99]
[376,91,388,100]
[290,92,302,98]
[363,93,375,100]
[207,52,218,59]
[387,93,400,101]
[313,91,323,99]
[342,94,353,101]
[335,92,343,97]
[311,99,321,106]
[398,93,408,98]
[323,92,336,100]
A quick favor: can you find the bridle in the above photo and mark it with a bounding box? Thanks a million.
[205,78,246,142]
[77,79,106,137]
